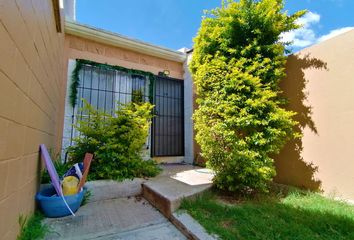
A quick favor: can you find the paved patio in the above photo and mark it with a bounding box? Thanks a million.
[43,164,214,239]
[44,195,185,240]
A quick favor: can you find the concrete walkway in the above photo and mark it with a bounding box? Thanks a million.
[44,195,185,240]
[43,164,215,240]
[44,178,186,240]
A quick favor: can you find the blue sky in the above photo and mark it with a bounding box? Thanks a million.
[76,0,354,52]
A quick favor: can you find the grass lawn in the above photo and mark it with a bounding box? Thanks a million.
[17,212,48,240]
[180,187,354,240]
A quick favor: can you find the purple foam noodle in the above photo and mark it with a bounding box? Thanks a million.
[39,144,75,216]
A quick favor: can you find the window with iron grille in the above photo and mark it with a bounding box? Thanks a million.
[62,63,151,159]
[76,64,150,115]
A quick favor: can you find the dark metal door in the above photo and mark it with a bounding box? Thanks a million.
[152,76,184,156]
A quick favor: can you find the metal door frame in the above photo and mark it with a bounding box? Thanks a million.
[151,76,184,157]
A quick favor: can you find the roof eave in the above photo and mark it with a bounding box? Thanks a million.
[64,20,186,63]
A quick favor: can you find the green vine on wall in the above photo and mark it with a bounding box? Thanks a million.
[69,61,82,108]
[69,59,155,108]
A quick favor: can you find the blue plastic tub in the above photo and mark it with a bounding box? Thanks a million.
[36,185,86,218]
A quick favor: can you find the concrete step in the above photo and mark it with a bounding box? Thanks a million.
[85,179,145,203]
[171,211,219,240]
[142,167,213,218]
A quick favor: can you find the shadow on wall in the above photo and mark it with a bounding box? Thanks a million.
[274,54,328,191]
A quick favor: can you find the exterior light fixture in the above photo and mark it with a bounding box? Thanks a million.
[158,70,170,77]
[163,69,170,76]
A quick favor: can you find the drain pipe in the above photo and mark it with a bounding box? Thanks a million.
[64,0,76,21]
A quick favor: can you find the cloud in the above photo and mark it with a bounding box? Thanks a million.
[296,11,321,27]
[317,27,354,42]
[280,11,354,49]
[280,11,320,48]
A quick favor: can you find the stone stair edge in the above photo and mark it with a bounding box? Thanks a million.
[171,211,219,240]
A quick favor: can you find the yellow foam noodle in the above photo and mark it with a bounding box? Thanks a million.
[62,176,79,196]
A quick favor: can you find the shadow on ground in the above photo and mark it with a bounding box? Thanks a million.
[181,191,354,240]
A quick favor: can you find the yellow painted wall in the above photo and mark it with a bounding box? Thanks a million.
[65,34,184,79]
[275,30,354,201]
[0,0,65,239]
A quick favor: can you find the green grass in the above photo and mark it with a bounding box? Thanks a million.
[180,188,354,240]
[81,189,92,206]
[17,212,48,240]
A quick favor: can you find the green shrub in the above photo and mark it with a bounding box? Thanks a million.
[67,100,160,180]
[191,0,305,193]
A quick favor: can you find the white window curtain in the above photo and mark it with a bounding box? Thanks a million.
[115,72,150,107]
[77,65,150,114]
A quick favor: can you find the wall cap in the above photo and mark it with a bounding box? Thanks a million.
[65,20,187,63]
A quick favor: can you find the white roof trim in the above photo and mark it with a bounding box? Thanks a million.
[65,20,186,63]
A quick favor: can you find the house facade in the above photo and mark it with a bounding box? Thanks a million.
[62,21,194,164]
[0,1,195,238]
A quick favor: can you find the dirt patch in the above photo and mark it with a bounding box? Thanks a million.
[215,195,245,206]
[220,220,234,229]
[212,183,295,206]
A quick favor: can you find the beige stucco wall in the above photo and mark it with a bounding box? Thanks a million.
[65,34,184,79]
[0,0,65,239]
[275,29,354,201]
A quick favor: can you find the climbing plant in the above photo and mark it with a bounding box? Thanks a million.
[69,61,82,108]
[69,59,155,108]
[191,0,305,193]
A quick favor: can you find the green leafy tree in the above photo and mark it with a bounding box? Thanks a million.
[191,0,305,192]
[68,100,160,180]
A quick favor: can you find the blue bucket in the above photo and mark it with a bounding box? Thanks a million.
[36,185,86,218]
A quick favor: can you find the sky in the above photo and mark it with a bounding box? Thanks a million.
[76,0,354,52]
